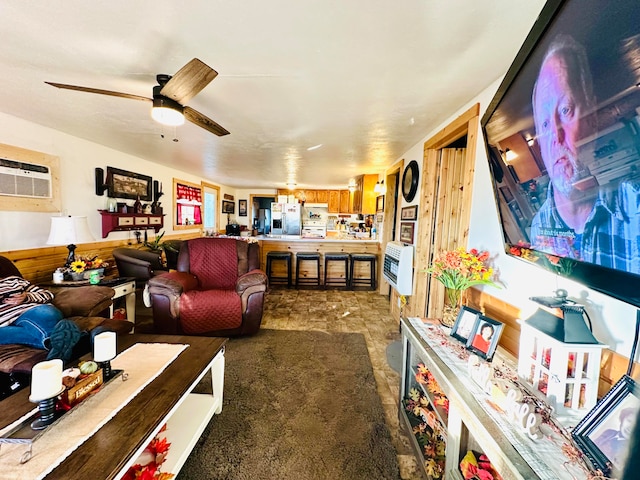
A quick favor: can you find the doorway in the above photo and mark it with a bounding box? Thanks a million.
[249,195,276,234]
[407,104,480,318]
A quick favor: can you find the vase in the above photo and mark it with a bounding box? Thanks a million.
[442,288,463,327]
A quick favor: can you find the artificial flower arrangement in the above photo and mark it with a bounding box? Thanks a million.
[425,247,498,308]
[404,387,447,479]
[68,255,108,274]
[122,424,174,480]
[415,363,449,414]
[459,450,503,480]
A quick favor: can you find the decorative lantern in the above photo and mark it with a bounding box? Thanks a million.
[518,306,607,413]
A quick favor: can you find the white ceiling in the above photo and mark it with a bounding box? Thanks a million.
[0,1,545,190]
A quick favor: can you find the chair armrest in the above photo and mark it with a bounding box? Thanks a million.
[148,271,198,295]
[148,271,199,322]
[236,270,268,295]
[236,270,267,312]
[52,286,115,318]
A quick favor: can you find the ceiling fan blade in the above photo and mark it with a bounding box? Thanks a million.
[45,82,151,102]
[159,58,218,105]
[184,106,230,136]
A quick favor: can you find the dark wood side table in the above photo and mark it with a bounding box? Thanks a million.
[0,334,227,479]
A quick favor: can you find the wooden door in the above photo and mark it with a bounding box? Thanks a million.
[407,104,479,320]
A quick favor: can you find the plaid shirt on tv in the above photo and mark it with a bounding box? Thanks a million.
[530,180,640,274]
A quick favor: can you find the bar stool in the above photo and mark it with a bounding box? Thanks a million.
[324,252,350,289]
[349,253,377,290]
[266,251,293,287]
[295,252,321,287]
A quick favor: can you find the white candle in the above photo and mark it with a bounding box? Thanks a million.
[30,359,63,401]
[93,331,117,362]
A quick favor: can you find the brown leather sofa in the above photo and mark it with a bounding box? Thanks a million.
[148,238,268,337]
[0,256,134,396]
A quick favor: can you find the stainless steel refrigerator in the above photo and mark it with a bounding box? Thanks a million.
[270,203,301,235]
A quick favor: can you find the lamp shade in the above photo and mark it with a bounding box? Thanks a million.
[46,216,95,246]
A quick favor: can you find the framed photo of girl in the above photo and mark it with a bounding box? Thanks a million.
[572,375,640,477]
[450,305,481,343]
[465,315,503,361]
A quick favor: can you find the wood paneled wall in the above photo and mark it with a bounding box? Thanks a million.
[0,232,198,285]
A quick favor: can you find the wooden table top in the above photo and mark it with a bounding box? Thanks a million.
[0,334,227,479]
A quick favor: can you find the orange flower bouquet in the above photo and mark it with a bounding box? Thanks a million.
[426,247,498,307]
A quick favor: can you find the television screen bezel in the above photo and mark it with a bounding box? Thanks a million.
[480,0,640,309]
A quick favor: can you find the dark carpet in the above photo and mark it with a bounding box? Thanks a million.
[177,329,401,480]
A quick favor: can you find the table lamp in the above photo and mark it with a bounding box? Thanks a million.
[46,216,95,266]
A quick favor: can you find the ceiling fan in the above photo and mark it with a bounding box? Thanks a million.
[45,58,230,136]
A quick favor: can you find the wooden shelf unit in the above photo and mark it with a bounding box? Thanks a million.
[99,210,164,238]
[400,317,568,480]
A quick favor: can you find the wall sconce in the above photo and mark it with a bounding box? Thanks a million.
[374,180,386,195]
[526,137,535,147]
[348,179,356,192]
[501,148,518,163]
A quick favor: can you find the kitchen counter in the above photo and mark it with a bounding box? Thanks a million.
[258,236,381,286]
[256,234,378,243]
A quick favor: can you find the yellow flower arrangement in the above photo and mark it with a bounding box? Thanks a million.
[69,256,107,273]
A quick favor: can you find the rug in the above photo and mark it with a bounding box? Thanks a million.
[177,329,401,480]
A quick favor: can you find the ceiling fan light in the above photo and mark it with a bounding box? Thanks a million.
[151,96,185,126]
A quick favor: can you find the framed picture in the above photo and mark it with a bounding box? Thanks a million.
[106,167,152,201]
[399,222,414,244]
[465,315,503,361]
[239,199,248,216]
[401,205,418,221]
[450,306,481,343]
[173,178,203,229]
[376,195,385,213]
[572,375,640,476]
[222,200,235,214]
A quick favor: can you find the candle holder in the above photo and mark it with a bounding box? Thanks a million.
[99,360,113,380]
[29,386,64,430]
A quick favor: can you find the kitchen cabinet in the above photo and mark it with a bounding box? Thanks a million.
[351,174,378,214]
[314,190,329,203]
[328,190,340,213]
[99,210,164,238]
[339,190,352,213]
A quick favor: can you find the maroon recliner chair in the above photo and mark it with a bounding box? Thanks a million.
[147,238,268,336]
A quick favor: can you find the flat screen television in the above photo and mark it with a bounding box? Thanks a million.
[481,0,640,308]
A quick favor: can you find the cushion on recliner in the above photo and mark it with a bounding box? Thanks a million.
[188,238,238,290]
[179,289,242,334]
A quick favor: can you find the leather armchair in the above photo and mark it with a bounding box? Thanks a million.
[113,247,168,288]
[148,238,268,336]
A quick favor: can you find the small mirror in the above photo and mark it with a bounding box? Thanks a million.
[402,160,419,202]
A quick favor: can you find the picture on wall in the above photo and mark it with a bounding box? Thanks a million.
[222,200,235,214]
[239,199,247,216]
[399,222,414,244]
[107,167,152,201]
[401,205,418,221]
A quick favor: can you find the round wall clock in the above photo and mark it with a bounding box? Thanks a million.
[402,160,419,202]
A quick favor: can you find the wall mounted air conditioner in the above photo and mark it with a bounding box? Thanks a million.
[0,158,52,198]
[383,241,414,295]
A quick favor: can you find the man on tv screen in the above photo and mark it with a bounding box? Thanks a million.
[529,34,640,274]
